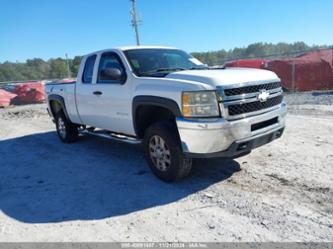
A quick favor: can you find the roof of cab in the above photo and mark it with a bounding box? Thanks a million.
[117,45,177,51]
[83,46,179,57]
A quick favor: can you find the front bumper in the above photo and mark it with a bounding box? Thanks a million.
[176,102,287,158]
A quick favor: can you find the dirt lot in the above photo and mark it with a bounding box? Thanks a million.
[0,93,332,242]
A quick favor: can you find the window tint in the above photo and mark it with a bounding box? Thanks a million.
[82,55,96,83]
[97,52,126,84]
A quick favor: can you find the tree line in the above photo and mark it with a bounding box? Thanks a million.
[0,42,326,82]
[0,56,83,82]
[192,42,324,66]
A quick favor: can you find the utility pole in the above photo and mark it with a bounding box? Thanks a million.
[65,53,71,78]
[130,0,141,46]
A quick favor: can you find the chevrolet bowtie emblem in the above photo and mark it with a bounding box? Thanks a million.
[257,89,270,102]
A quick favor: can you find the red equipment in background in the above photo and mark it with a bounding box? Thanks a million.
[263,49,333,91]
[225,59,268,69]
[225,49,333,91]
[0,89,17,107]
[12,82,45,105]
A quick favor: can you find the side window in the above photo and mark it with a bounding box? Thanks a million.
[97,52,126,84]
[82,55,96,83]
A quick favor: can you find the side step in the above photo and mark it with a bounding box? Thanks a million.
[80,129,141,145]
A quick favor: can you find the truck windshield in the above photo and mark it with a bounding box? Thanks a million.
[124,49,208,77]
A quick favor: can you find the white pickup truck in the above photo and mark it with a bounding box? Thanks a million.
[46,46,286,181]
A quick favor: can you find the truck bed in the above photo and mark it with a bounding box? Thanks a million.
[46,81,76,86]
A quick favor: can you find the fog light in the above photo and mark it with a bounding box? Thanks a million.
[238,143,248,151]
[275,130,282,138]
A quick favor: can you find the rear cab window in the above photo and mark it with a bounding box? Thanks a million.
[82,55,97,83]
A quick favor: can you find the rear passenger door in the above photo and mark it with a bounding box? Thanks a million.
[75,54,99,126]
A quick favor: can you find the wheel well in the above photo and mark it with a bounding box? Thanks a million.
[49,100,63,117]
[135,105,176,138]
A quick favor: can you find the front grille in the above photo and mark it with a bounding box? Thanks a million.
[224,82,281,96]
[228,95,283,116]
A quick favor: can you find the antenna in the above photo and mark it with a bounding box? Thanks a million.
[130,0,141,46]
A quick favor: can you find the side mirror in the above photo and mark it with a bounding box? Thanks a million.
[101,68,123,81]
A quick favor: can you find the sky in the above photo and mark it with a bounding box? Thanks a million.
[1,0,332,62]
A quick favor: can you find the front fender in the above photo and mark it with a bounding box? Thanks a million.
[132,95,182,136]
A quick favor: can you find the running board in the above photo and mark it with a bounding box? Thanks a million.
[80,129,141,144]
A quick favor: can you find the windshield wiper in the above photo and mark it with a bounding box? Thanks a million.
[139,67,187,76]
[188,67,209,70]
[155,67,187,72]
[209,65,226,69]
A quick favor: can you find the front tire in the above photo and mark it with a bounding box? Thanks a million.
[55,111,78,143]
[143,121,192,182]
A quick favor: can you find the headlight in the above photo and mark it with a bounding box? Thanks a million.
[182,91,220,118]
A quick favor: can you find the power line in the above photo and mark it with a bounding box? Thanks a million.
[130,0,141,46]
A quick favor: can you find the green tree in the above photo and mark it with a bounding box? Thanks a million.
[0,62,23,82]
[48,58,69,79]
[70,56,83,77]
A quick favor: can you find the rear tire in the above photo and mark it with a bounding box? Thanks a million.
[55,111,78,143]
[143,121,192,182]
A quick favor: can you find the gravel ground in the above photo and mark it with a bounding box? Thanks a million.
[0,93,332,242]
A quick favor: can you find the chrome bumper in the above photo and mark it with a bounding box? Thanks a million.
[176,103,287,157]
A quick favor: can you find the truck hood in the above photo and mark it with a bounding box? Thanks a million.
[165,67,279,87]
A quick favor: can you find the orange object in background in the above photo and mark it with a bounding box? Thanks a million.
[12,82,45,105]
[0,89,17,107]
[225,59,268,69]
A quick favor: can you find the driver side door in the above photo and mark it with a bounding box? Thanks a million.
[81,51,134,135]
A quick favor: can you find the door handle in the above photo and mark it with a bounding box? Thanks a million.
[93,91,103,96]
